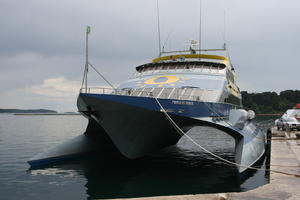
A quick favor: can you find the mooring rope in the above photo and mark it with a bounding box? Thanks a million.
[154,97,300,178]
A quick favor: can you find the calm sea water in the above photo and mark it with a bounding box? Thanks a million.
[0,114,274,200]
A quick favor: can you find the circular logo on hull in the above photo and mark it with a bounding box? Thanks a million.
[144,75,180,86]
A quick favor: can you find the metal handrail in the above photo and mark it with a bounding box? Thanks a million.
[79,87,217,102]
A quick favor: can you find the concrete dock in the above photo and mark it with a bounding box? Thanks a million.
[115,128,300,200]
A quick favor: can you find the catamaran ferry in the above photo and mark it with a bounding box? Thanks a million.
[77,45,265,173]
[28,3,266,172]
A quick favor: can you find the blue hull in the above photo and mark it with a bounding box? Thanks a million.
[80,93,236,118]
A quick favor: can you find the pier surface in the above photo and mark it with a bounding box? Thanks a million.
[115,128,300,200]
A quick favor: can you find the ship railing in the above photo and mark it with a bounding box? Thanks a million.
[79,87,117,95]
[80,87,218,102]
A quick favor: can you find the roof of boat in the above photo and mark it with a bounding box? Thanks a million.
[136,53,231,71]
[152,54,229,63]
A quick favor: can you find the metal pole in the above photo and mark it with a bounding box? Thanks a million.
[199,0,202,56]
[156,0,162,57]
[223,11,226,48]
[85,27,89,93]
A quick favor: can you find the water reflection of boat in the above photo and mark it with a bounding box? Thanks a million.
[29,128,267,199]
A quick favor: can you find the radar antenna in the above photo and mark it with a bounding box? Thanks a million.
[199,0,202,55]
[156,0,162,57]
[223,10,227,51]
[81,26,91,92]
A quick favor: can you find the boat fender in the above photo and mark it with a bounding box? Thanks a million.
[229,109,248,129]
[247,110,255,120]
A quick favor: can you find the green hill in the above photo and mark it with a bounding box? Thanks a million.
[242,90,300,114]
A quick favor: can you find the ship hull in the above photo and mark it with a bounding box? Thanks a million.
[77,93,266,172]
[78,93,199,158]
[77,93,235,158]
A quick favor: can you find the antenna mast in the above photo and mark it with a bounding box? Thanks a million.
[223,11,227,50]
[199,0,202,54]
[81,26,90,92]
[156,0,162,57]
[223,11,230,59]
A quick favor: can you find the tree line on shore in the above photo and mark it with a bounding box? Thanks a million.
[242,90,300,114]
[0,109,57,113]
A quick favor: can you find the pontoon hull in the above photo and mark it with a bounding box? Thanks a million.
[77,93,266,172]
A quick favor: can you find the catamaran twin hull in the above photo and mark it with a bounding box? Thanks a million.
[28,53,265,173]
[77,92,266,173]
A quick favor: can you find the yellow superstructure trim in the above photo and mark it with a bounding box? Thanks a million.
[152,54,229,63]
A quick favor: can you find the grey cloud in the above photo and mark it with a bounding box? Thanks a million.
[0,0,300,111]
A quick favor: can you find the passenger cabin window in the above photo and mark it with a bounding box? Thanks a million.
[169,66,176,70]
[131,88,143,96]
[159,88,173,98]
[151,88,162,97]
[142,88,152,97]
[226,69,235,83]
[135,62,226,77]
[169,88,181,99]
[182,88,193,98]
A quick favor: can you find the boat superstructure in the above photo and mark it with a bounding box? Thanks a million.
[118,51,241,107]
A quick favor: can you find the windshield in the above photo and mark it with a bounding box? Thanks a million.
[285,117,298,122]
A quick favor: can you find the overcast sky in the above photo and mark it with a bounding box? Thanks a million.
[0,0,299,112]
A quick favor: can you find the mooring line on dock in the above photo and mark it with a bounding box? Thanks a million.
[155,98,300,178]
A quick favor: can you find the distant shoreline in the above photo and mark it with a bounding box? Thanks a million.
[0,108,57,114]
[0,108,81,115]
[13,113,81,116]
